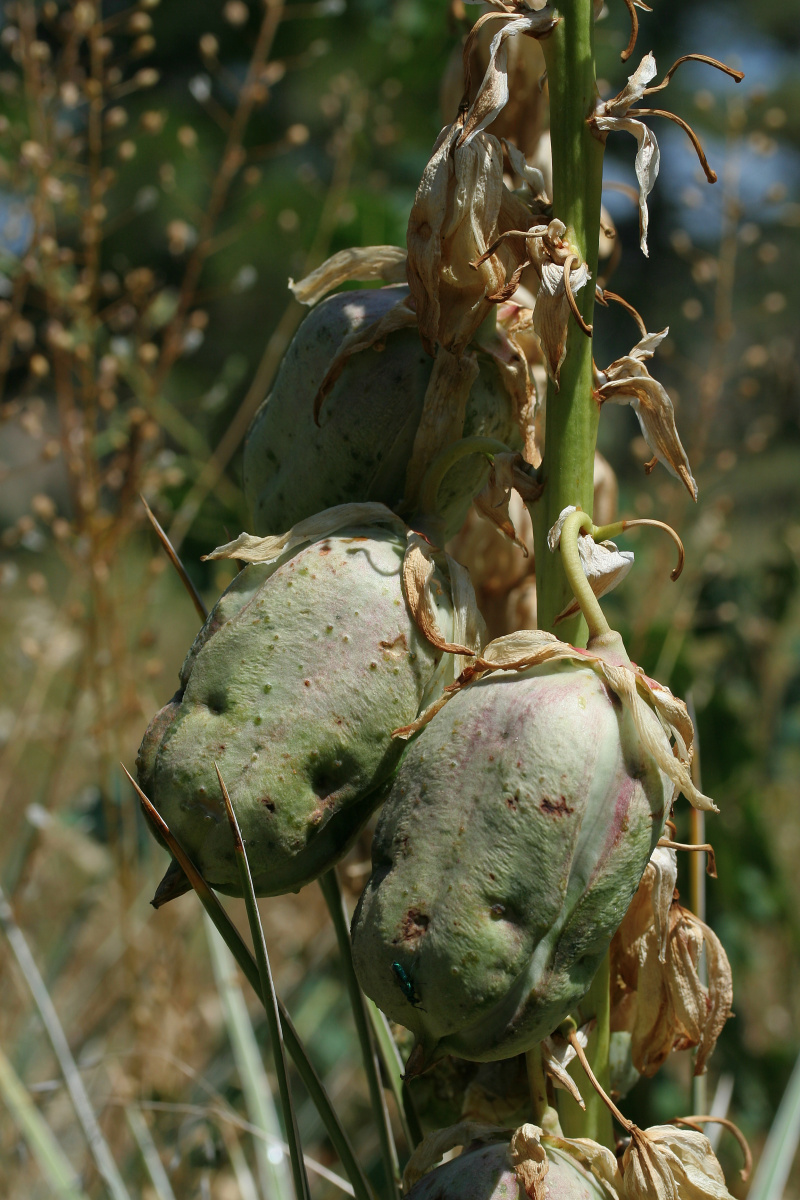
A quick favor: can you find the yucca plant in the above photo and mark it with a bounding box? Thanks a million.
[1,2,798,1199]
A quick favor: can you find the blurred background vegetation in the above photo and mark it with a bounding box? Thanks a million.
[0,0,798,1196]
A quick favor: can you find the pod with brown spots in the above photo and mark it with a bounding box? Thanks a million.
[351,659,672,1065]
[137,526,458,899]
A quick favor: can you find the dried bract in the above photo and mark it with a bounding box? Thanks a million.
[623,1126,735,1200]
[596,329,698,500]
[611,848,733,1077]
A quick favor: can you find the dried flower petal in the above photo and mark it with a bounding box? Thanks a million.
[458,12,559,147]
[476,319,541,464]
[203,502,405,563]
[402,1122,505,1192]
[407,127,506,354]
[473,452,530,550]
[289,245,407,306]
[510,1124,549,1200]
[403,345,480,505]
[611,863,733,1078]
[597,331,697,500]
[623,1126,735,1200]
[547,507,634,622]
[402,533,485,665]
[542,1023,593,1108]
[593,54,660,254]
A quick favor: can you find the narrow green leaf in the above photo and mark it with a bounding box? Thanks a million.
[747,1049,800,1200]
[215,762,310,1200]
[123,766,375,1200]
[0,885,132,1200]
[0,1042,89,1200]
[125,1104,177,1200]
[319,869,402,1200]
[366,998,423,1151]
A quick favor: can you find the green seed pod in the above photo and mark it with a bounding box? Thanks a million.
[137,509,474,900]
[352,508,714,1068]
[404,1124,618,1200]
[351,660,674,1065]
[243,286,520,539]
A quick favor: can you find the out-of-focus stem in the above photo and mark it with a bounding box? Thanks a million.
[533,0,604,643]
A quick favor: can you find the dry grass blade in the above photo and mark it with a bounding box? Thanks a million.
[205,918,294,1200]
[215,763,311,1200]
[121,766,374,1200]
[140,495,208,622]
[0,1043,90,1200]
[125,1104,177,1200]
[0,886,132,1200]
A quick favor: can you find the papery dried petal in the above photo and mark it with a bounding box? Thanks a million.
[289,245,407,306]
[649,845,678,958]
[403,345,480,505]
[402,1121,505,1192]
[402,534,484,658]
[542,1135,623,1200]
[541,1023,592,1108]
[510,1124,549,1200]
[598,359,697,500]
[602,51,658,116]
[477,322,541,464]
[407,127,507,354]
[459,13,559,146]
[623,1126,735,1200]
[473,452,529,550]
[503,138,548,201]
[592,114,659,255]
[534,257,590,382]
[546,508,634,623]
[669,907,733,1076]
[203,502,405,563]
[593,54,660,254]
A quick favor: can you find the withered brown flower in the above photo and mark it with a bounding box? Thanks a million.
[611,847,733,1077]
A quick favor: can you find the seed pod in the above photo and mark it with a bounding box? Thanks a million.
[138,507,478,900]
[403,1123,619,1200]
[243,286,520,539]
[351,656,673,1065]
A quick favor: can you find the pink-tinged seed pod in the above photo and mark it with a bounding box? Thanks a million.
[351,657,673,1065]
[352,509,714,1068]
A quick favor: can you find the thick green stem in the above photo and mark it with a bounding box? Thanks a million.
[533,0,605,644]
[530,1,611,1148]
